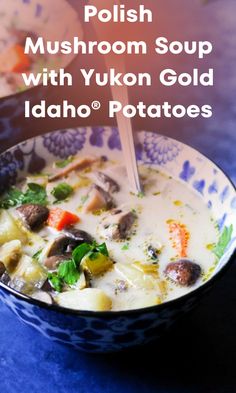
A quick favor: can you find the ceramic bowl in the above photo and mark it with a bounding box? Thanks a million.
[0,127,235,352]
[0,0,82,145]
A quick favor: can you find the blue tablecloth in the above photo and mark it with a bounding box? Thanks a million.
[0,1,236,392]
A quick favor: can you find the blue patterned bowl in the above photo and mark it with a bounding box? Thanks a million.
[0,127,235,353]
[0,0,82,146]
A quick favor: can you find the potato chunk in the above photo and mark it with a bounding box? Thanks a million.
[0,240,22,273]
[0,210,27,245]
[56,288,112,311]
[74,272,87,290]
[115,263,158,290]
[10,255,47,294]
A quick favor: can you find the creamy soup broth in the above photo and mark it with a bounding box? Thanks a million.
[0,156,219,311]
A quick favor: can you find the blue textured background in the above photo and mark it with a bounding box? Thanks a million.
[0,1,236,392]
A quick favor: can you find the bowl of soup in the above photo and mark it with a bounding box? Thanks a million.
[0,0,82,147]
[0,127,235,352]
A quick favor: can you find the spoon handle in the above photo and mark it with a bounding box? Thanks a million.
[89,1,142,193]
[109,63,142,193]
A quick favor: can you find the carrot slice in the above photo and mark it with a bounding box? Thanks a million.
[12,44,31,73]
[168,220,190,258]
[0,44,31,73]
[48,208,80,231]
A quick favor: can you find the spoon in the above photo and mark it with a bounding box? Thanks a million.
[89,1,142,193]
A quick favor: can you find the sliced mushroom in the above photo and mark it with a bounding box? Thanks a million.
[83,185,113,213]
[43,255,68,270]
[64,228,94,245]
[0,261,6,277]
[147,245,159,262]
[49,156,97,182]
[95,172,120,193]
[100,209,136,240]
[41,279,53,292]
[0,272,11,285]
[16,204,49,230]
[164,260,201,286]
[115,279,129,294]
[47,230,94,258]
[47,235,75,257]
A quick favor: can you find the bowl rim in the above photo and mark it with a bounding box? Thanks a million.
[0,128,235,317]
[0,0,82,102]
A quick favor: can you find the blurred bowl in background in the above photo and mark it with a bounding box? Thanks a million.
[0,0,82,146]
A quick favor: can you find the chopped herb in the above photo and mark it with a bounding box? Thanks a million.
[72,241,109,265]
[58,259,80,286]
[213,225,233,260]
[51,183,73,202]
[48,241,110,291]
[206,243,214,251]
[81,195,89,204]
[96,242,109,257]
[173,200,183,207]
[87,251,100,261]
[121,243,129,251]
[166,219,174,225]
[92,208,107,216]
[137,191,145,199]
[202,260,218,282]
[48,273,63,292]
[72,242,93,265]
[55,156,74,168]
[131,208,137,214]
[82,195,88,204]
[0,183,47,209]
[153,192,161,196]
[0,187,23,209]
[32,249,43,261]
[147,245,159,261]
[22,183,47,206]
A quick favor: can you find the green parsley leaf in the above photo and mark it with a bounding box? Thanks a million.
[0,183,47,209]
[72,243,93,265]
[55,156,74,168]
[51,183,73,202]
[22,183,47,206]
[81,195,89,204]
[137,191,145,199]
[96,242,109,256]
[48,273,63,292]
[0,187,24,209]
[213,225,233,260]
[121,243,129,251]
[72,242,109,266]
[87,251,100,261]
[58,259,80,286]
[47,242,110,291]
